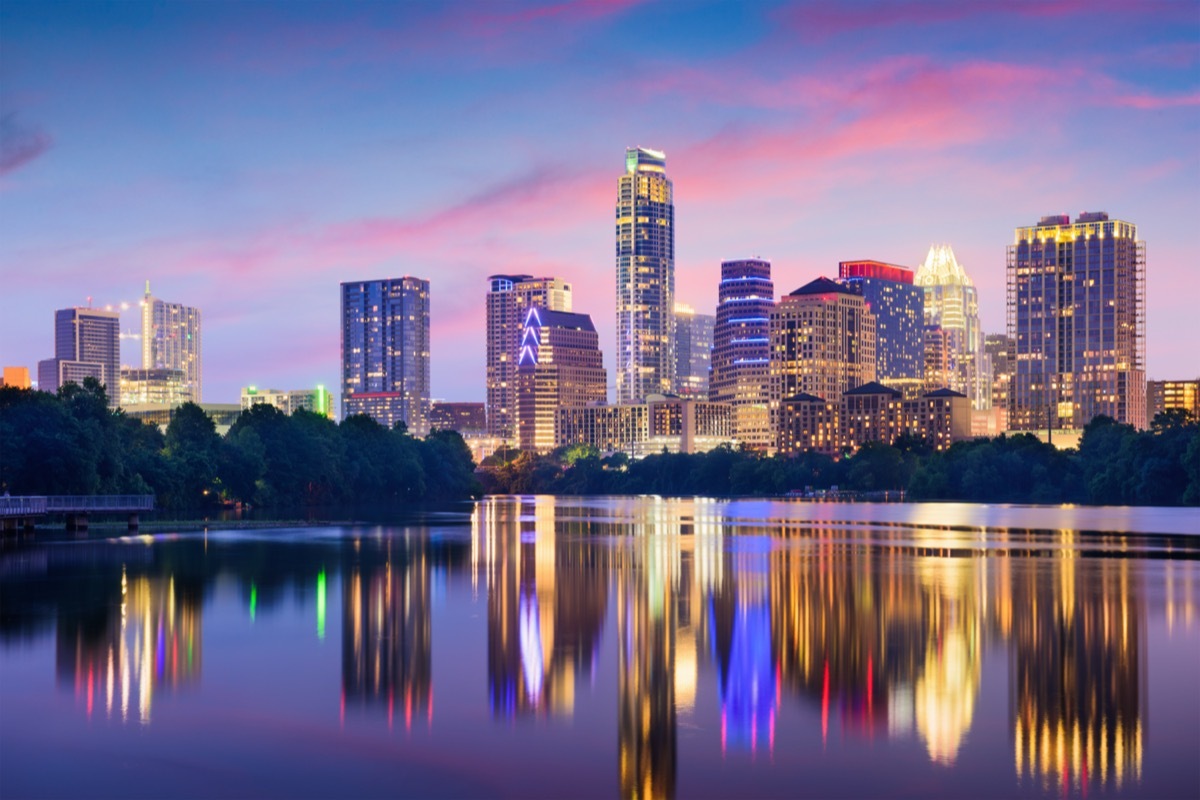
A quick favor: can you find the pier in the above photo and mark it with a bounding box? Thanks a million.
[0,495,155,533]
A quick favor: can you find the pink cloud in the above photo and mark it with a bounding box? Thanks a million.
[0,113,53,177]
[1111,91,1200,110]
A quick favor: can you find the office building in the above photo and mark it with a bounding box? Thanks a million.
[121,368,188,408]
[1146,379,1198,426]
[673,303,714,399]
[486,275,573,440]
[141,282,202,402]
[430,402,488,434]
[777,384,971,456]
[769,277,876,432]
[984,334,1015,432]
[1007,213,1146,432]
[915,245,990,410]
[341,277,431,434]
[616,147,675,404]
[556,396,734,457]
[241,385,334,418]
[515,307,607,452]
[710,258,775,449]
[37,307,120,406]
[838,260,924,399]
[1,367,31,389]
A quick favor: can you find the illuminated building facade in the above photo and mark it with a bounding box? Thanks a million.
[121,368,187,407]
[673,303,714,399]
[486,275,573,440]
[515,308,607,452]
[776,384,971,456]
[769,277,876,433]
[1146,379,1198,426]
[838,260,924,399]
[37,307,120,406]
[141,282,202,402]
[985,333,1015,432]
[341,276,430,434]
[616,147,675,405]
[916,245,990,410]
[1007,213,1146,431]
[430,401,488,434]
[556,396,734,456]
[240,385,334,418]
[1,366,31,388]
[710,258,775,449]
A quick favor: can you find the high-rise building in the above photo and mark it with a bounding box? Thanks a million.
[915,245,990,410]
[984,334,1015,432]
[616,147,674,404]
[515,307,607,452]
[141,282,202,402]
[1146,379,1199,426]
[486,274,573,440]
[1007,213,1146,431]
[673,303,714,399]
[37,307,120,406]
[429,401,488,434]
[838,260,924,398]
[710,258,775,449]
[341,277,431,434]
[769,277,876,431]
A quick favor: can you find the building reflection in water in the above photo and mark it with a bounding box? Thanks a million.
[342,543,432,729]
[1011,552,1144,793]
[472,497,607,717]
[56,568,201,724]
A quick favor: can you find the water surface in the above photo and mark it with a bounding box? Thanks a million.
[2,497,1198,799]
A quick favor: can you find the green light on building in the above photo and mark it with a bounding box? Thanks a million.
[316,569,327,639]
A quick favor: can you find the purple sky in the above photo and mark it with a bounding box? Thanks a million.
[2,0,1198,406]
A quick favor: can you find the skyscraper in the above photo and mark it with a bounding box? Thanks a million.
[838,260,924,398]
[984,333,1014,432]
[616,147,674,404]
[140,282,202,402]
[769,277,876,430]
[915,245,990,410]
[515,307,606,452]
[486,274,573,440]
[37,307,120,406]
[672,303,714,399]
[710,258,774,449]
[1007,212,1146,431]
[341,277,431,434]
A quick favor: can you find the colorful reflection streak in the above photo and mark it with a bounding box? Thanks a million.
[56,569,201,724]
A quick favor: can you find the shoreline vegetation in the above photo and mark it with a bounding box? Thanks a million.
[2,380,1197,513]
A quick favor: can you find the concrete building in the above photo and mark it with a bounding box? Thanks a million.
[140,282,202,402]
[673,303,714,399]
[710,258,774,449]
[341,277,430,434]
[37,307,120,407]
[616,147,675,404]
[1007,213,1146,432]
[515,307,607,452]
[838,260,924,399]
[486,274,573,440]
[769,277,876,435]
[556,396,734,457]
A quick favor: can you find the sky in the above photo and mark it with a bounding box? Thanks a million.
[2,0,1198,408]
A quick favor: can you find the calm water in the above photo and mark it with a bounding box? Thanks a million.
[2,497,1198,799]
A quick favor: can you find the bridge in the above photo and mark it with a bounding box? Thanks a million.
[0,495,155,533]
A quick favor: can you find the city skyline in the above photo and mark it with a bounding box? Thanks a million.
[2,1,1198,405]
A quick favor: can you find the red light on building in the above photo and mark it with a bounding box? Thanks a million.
[838,260,914,284]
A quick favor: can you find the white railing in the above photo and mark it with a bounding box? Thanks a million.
[0,495,154,515]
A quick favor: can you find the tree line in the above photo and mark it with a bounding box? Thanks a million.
[480,412,1200,505]
[0,379,481,510]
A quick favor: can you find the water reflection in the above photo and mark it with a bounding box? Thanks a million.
[1,499,1196,799]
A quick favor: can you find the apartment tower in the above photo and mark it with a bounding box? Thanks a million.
[616,147,674,404]
[140,282,202,402]
[36,307,120,406]
[710,258,775,448]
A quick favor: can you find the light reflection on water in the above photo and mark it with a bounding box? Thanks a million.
[1,497,1198,799]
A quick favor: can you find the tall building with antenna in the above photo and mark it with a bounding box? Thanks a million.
[616,147,674,404]
[140,281,202,402]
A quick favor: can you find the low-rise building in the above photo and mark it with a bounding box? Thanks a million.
[556,396,734,457]
[241,386,334,419]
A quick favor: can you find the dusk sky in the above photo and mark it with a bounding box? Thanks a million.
[2,0,1198,407]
